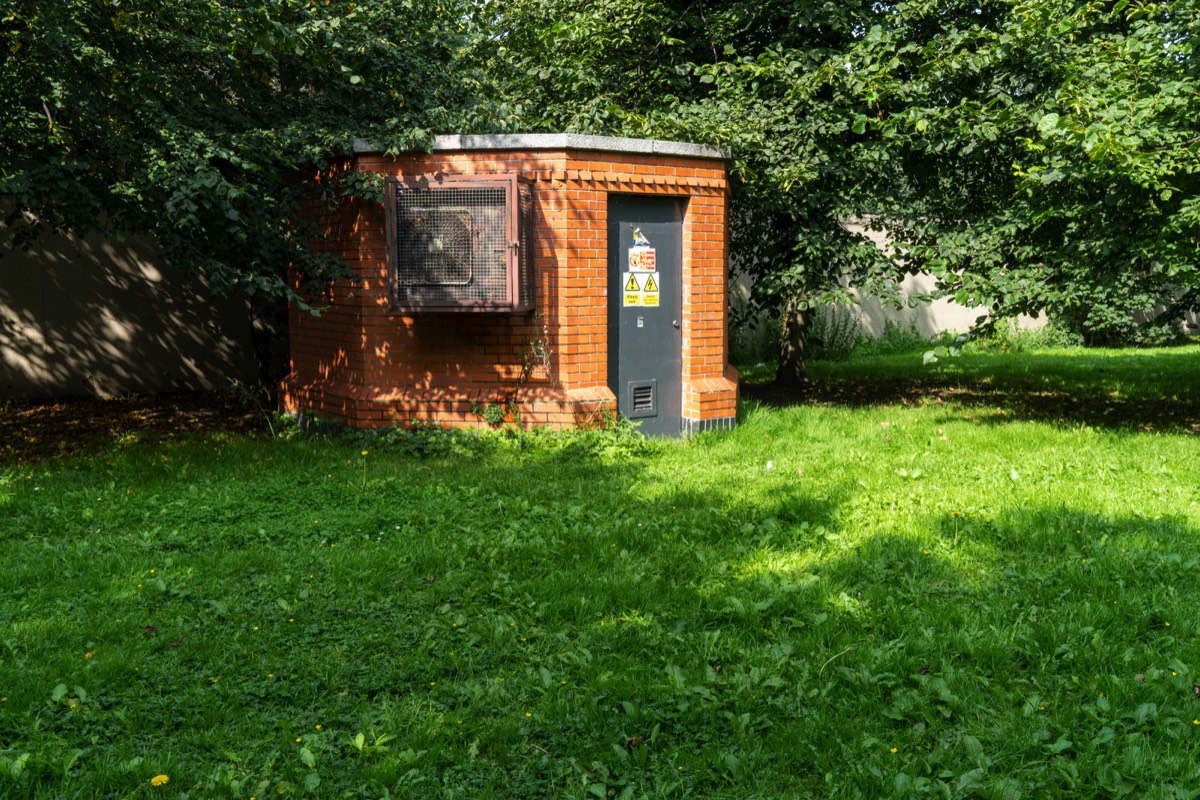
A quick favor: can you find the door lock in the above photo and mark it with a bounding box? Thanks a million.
[672,320,680,329]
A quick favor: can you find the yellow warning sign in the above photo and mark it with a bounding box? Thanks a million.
[622,272,643,307]
[642,274,658,293]
[642,291,660,308]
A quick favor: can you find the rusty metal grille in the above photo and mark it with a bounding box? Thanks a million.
[393,185,509,306]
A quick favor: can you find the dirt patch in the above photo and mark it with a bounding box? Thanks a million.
[1,392,270,468]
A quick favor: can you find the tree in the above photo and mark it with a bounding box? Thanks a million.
[1,0,494,304]
[9,0,1190,376]
[842,0,1200,345]
[492,0,1200,374]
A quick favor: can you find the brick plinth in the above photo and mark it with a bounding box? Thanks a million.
[283,137,738,434]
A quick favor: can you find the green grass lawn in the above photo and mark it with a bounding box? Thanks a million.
[2,346,1199,798]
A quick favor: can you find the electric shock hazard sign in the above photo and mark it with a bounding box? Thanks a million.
[641,273,659,307]
[622,272,661,307]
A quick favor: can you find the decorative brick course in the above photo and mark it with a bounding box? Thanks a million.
[281,138,738,433]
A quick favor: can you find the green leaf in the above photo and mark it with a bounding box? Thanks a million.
[957,768,985,791]
[1046,737,1072,754]
[299,746,316,768]
[962,735,988,767]
[7,753,29,779]
[1037,112,1061,136]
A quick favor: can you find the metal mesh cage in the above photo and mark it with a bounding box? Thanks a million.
[392,185,509,307]
[386,174,534,312]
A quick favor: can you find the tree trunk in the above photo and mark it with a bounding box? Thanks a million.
[775,298,808,387]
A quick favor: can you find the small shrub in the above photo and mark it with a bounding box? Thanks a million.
[856,319,930,356]
[472,400,521,428]
[222,378,273,413]
[966,319,1026,353]
[806,305,863,361]
[1021,320,1086,350]
[968,319,1086,353]
[1124,321,1189,348]
[1052,299,1190,348]
[377,420,494,459]
[267,411,303,440]
[472,402,508,427]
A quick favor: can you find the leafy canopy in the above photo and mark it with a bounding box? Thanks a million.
[853,0,1200,345]
[491,0,915,382]
[4,0,1195,356]
[1,0,494,301]
[492,0,1200,361]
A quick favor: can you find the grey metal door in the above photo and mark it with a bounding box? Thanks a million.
[607,196,684,437]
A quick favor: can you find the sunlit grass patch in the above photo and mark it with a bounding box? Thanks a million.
[2,347,1200,796]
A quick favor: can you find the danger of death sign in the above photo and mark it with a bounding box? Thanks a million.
[628,246,656,272]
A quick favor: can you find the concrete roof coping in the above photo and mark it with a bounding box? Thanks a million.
[351,133,729,161]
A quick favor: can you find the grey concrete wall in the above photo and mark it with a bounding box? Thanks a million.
[1,211,258,399]
[729,219,1044,359]
[839,219,1045,336]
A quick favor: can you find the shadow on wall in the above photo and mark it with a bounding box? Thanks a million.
[1,207,258,400]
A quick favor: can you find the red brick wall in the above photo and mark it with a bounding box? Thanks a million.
[280,148,738,430]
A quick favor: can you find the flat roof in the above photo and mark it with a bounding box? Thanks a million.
[351,133,729,161]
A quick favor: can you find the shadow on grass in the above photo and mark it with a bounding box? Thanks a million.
[708,504,1200,792]
[742,348,1200,434]
[0,391,269,467]
[5,430,1200,796]
[736,502,1200,675]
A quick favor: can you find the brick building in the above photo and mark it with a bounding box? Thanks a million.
[280,134,738,435]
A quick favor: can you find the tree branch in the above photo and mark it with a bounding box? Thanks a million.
[1151,135,1200,152]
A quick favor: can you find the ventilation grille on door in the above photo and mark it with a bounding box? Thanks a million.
[386,175,533,312]
[627,380,657,418]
